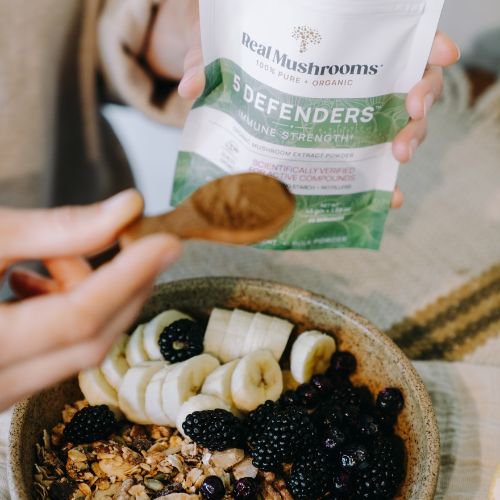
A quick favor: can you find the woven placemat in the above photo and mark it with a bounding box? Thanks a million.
[388,263,500,361]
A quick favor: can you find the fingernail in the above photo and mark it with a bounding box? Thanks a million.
[181,65,203,85]
[409,139,419,161]
[423,94,434,117]
[156,235,183,269]
[104,189,144,215]
[455,44,461,61]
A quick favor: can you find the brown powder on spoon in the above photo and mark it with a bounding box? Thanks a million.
[191,173,293,230]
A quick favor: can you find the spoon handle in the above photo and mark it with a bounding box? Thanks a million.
[119,205,196,246]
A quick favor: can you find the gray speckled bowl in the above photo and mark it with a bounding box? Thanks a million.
[9,278,439,499]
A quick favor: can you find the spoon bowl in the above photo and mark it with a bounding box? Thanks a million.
[120,173,295,246]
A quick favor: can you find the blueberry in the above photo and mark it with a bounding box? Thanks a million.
[234,477,258,499]
[376,388,404,416]
[358,413,380,439]
[322,426,350,452]
[339,444,369,470]
[311,374,334,395]
[279,390,300,407]
[328,352,357,378]
[200,476,225,500]
[296,383,320,409]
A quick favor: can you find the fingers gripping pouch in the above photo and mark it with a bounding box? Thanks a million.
[172,0,445,250]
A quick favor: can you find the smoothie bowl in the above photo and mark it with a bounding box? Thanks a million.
[9,278,439,499]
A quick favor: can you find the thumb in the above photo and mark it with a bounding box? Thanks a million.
[178,46,206,100]
[0,190,144,261]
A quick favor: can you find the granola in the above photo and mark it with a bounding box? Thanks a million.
[34,401,292,499]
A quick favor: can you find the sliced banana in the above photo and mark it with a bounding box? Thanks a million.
[245,313,293,361]
[204,308,232,358]
[201,360,239,406]
[231,350,283,412]
[101,335,129,390]
[290,330,336,384]
[78,368,121,416]
[162,354,220,424]
[126,324,149,366]
[145,365,175,426]
[265,316,294,360]
[244,312,270,355]
[219,309,255,362]
[143,310,193,361]
[176,394,230,436]
[118,361,166,424]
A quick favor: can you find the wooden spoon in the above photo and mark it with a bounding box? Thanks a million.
[120,173,295,246]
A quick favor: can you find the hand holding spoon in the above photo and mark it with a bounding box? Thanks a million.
[120,173,295,246]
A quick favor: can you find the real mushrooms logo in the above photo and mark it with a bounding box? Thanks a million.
[292,26,322,53]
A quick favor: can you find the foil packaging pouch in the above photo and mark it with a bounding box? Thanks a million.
[171,0,446,250]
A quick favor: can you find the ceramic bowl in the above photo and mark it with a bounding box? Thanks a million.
[9,277,439,499]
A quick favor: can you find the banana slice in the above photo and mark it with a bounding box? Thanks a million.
[126,324,149,366]
[245,313,294,361]
[101,335,129,390]
[78,368,121,416]
[244,313,270,355]
[290,330,336,384]
[204,308,232,358]
[231,350,283,412]
[202,360,239,406]
[265,316,294,360]
[143,310,193,361]
[162,354,220,425]
[176,394,230,436]
[145,365,175,426]
[118,361,166,424]
[219,309,255,362]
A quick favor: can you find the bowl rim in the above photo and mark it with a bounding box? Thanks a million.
[8,276,440,499]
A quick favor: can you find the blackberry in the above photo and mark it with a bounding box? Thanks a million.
[354,461,402,499]
[376,388,404,417]
[182,409,246,451]
[330,384,363,409]
[63,405,116,445]
[314,400,345,431]
[159,319,204,363]
[314,390,361,432]
[233,477,258,499]
[287,448,331,499]
[330,469,353,498]
[247,400,278,444]
[372,435,406,479]
[249,436,282,471]
[248,406,317,466]
[354,436,405,499]
[200,475,225,500]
